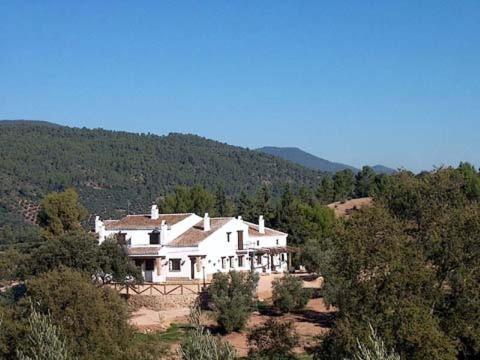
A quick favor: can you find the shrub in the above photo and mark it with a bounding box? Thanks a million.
[272,275,309,313]
[23,267,133,359]
[349,325,401,360]
[16,305,73,360]
[247,318,299,359]
[180,307,236,360]
[208,270,258,333]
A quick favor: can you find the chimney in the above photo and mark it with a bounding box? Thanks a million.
[160,220,168,243]
[204,213,211,231]
[258,215,265,234]
[151,204,159,220]
[94,216,102,233]
[237,215,242,221]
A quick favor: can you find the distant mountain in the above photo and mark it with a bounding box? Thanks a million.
[0,121,325,226]
[256,146,396,175]
[257,147,359,173]
[371,164,397,175]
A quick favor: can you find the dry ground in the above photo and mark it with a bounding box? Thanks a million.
[130,273,333,357]
[327,197,373,217]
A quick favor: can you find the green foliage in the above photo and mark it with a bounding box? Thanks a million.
[0,247,26,284]
[354,166,377,198]
[180,307,236,360]
[316,165,480,359]
[37,189,88,237]
[0,122,324,228]
[247,318,299,360]
[348,325,400,360]
[316,176,335,204]
[208,270,259,333]
[26,232,141,282]
[159,185,216,215]
[16,305,73,360]
[28,233,99,276]
[333,169,355,201]
[98,237,142,282]
[24,267,133,359]
[272,275,309,313]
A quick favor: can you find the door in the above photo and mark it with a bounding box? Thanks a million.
[145,259,155,282]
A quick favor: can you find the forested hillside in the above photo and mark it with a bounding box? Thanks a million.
[0,121,324,225]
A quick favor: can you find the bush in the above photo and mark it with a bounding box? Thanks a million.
[23,267,133,359]
[208,270,258,333]
[349,325,401,360]
[180,307,236,360]
[16,305,73,360]
[272,275,309,313]
[247,318,299,359]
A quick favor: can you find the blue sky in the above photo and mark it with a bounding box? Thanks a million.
[1,1,479,172]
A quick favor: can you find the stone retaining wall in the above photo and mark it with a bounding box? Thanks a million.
[127,293,200,311]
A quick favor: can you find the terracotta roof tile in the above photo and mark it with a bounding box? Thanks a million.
[104,213,192,230]
[168,218,233,247]
[245,222,286,237]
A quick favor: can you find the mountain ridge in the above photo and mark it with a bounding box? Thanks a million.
[256,146,396,174]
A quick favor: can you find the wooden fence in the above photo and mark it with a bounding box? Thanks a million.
[107,282,210,296]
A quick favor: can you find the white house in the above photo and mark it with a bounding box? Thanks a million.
[95,205,294,283]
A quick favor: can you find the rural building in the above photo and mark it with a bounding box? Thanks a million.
[95,205,294,282]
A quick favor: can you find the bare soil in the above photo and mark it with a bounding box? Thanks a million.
[130,273,333,356]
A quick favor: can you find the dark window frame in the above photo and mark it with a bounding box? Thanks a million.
[169,258,181,272]
[149,230,160,245]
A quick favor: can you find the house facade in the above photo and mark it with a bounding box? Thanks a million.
[95,205,294,283]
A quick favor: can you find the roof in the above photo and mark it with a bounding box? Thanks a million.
[168,218,233,247]
[104,213,192,230]
[256,246,298,254]
[327,197,373,218]
[127,246,162,256]
[244,221,287,237]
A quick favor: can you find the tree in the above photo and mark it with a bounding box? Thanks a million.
[29,233,99,276]
[208,271,259,333]
[254,185,274,223]
[180,307,236,360]
[355,166,377,198]
[247,319,299,360]
[24,267,133,359]
[316,176,335,204]
[98,237,142,282]
[316,169,480,359]
[37,189,87,237]
[236,191,255,222]
[333,169,355,201]
[159,186,216,215]
[0,247,25,284]
[215,185,229,216]
[272,275,309,313]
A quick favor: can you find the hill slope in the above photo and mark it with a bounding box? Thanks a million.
[0,121,324,224]
[257,146,359,173]
[257,146,396,174]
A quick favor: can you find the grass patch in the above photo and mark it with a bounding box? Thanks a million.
[131,323,186,357]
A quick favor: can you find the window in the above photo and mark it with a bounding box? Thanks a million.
[281,254,285,262]
[226,232,231,242]
[238,256,244,267]
[237,230,244,250]
[134,259,143,268]
[221,257,226,269]
[276,239,279,245]
[116,232,126,245]
[256,240,260,246]
[256,255,262,264]
[169,259,181,272]
[229,256,234,268]
[149,231,160,245]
